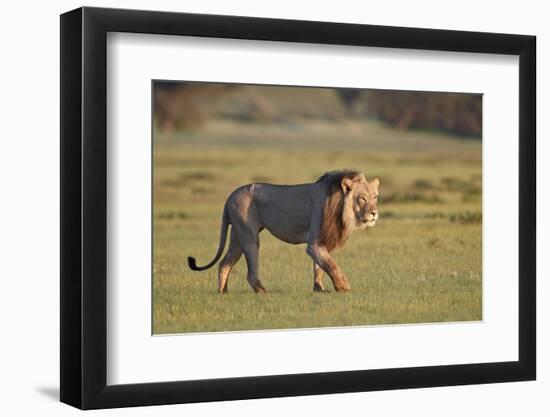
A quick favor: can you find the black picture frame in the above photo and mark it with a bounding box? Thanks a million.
[60,6,536,410]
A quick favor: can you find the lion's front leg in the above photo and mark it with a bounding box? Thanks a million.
[306,244,350,292]
[313,261,327,292]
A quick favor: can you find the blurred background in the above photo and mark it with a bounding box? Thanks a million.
[154,82,482,137]
[152,81,482,334]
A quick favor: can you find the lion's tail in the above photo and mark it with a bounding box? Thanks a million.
[187,206,229,271]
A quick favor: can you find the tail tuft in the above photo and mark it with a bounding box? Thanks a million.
[186,206,229,272]
[188,257,198,271]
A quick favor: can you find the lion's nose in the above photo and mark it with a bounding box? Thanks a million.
[371,211,378,219]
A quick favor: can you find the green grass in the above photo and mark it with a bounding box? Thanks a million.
[153,119,482,334]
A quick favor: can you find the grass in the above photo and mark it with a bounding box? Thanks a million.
[153,118,482,334]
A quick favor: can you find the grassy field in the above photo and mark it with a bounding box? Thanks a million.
[153,119,482,334]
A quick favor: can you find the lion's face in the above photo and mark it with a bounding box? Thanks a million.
[350,178,380,229]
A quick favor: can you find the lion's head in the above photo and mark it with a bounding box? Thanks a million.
[342,175,380,229]
[317,170,380,251]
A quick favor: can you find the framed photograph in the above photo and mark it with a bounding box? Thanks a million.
[60,6,536,409]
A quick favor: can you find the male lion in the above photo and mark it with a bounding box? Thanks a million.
[187,170,380,293]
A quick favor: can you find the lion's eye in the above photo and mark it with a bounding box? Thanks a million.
[359,196,367,204]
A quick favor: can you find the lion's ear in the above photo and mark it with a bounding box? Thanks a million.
[341,177,354,193]
[371,178,380,189]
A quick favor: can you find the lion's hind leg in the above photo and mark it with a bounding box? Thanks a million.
[242,238,267,293]
[217,229,243,293]
[227,198,267,294]
[232,225,267,293]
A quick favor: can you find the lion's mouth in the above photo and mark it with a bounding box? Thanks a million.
[361,218,377,228]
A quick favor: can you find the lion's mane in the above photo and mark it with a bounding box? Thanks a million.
[316,170,362,251]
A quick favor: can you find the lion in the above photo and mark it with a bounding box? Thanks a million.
[187,170,380,293]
